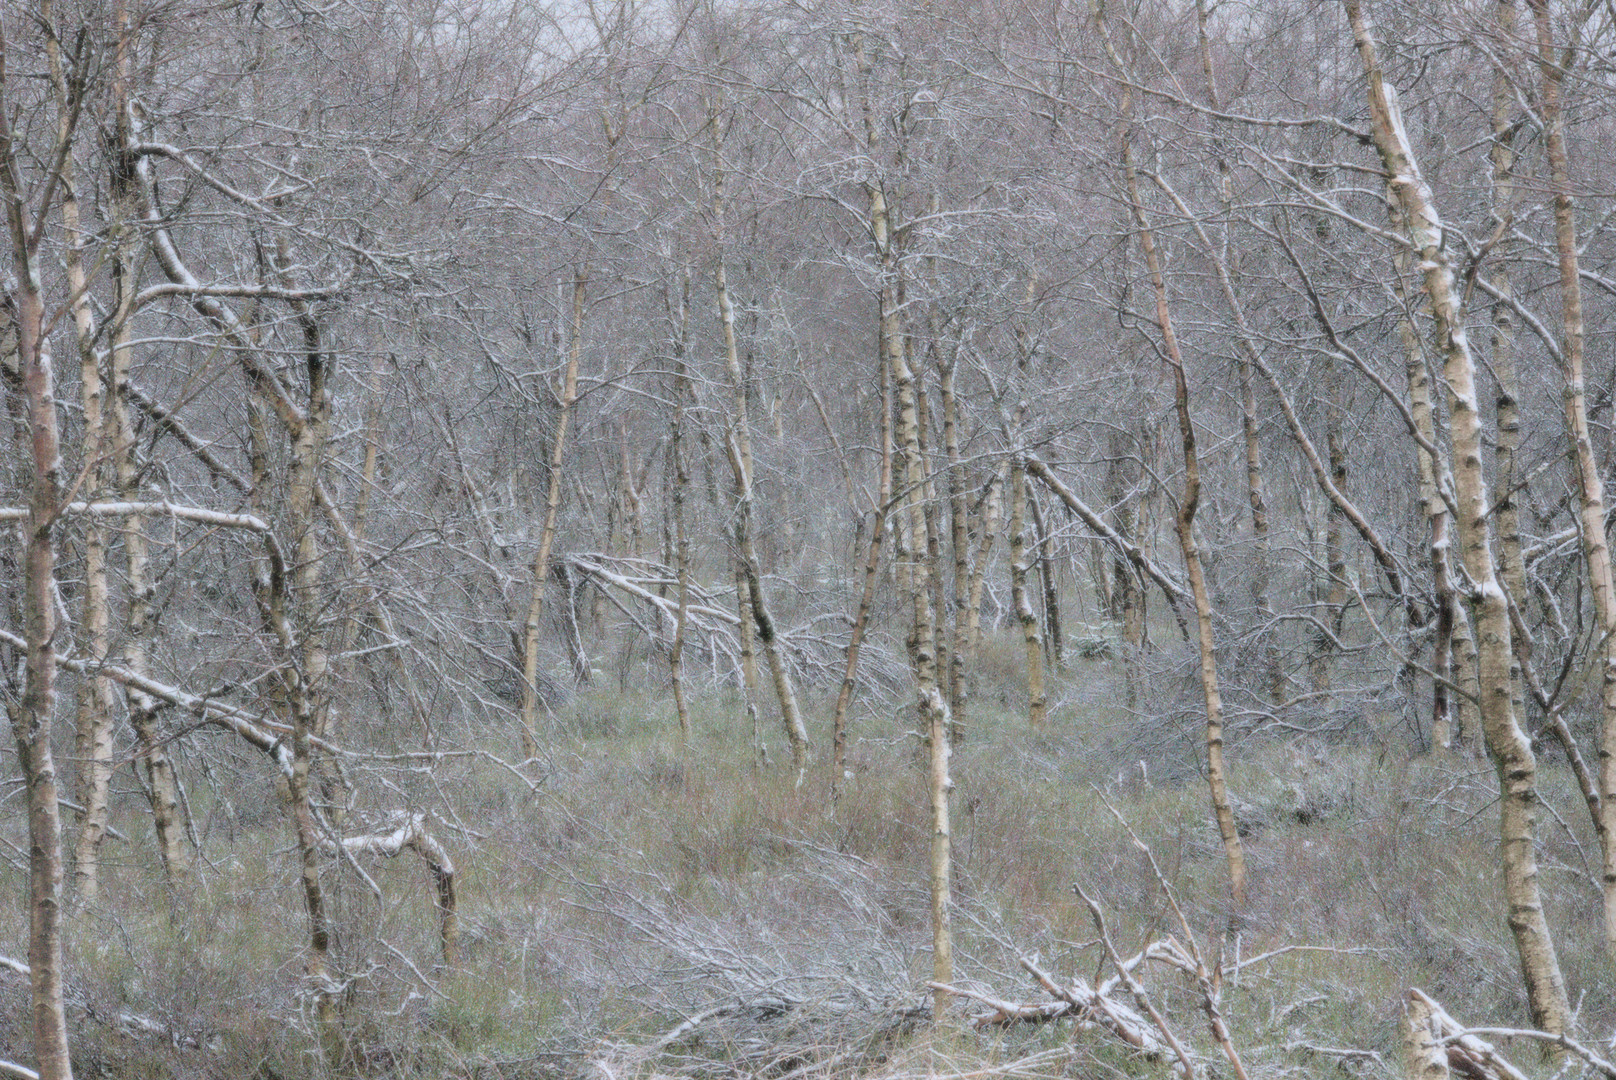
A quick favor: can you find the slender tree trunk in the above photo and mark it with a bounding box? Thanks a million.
[1311,354,1347,694]
[1198,0,1277,702]
[737,559,765,768]
[926,674,952,1025]
[1008,460,1047,726]
[47,22,113,904]
[845,36,953,991]
[275,238,350,842]
[883,204,951,1019]
[967,465,1004,656]
[115,390,189,879]
[709,97,808,776]
[0,17,76,1067]
[615,419,644,564]
[1105,432,1145,703]
[1387,183,1482,752]
[905,412,952,1027]
[1241,380,1280,700]
[670,431,691,744]
[1449,592,1481,749]
[1090,538,1114,622]
[1100,3,1245,903]
[1151,158,1429,713]
[352,353,386,545]
[556,562,593,688]
[716,253,808,774]
[333,352,385,666]
[117,56,190,884]
[940,349,972,744]
[1528,0,1616,952]
[831,345,893,800]
[275,236,341,1050]
[1398,271,1456,750]
[326,358,437,749]
[1029,484,1063,668]
[1489,0,1529,768]
[520,273,583,759]
[1346,0,1570,1034]
[1306,181,1349,698]
[7,265,75,1080]
[666,270,693,746]
[917,355,952,711]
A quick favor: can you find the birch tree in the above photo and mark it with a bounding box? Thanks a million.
[1097,0,1246,906]
[1344,0,1570,1035]
[0,6,78,1074]
[1526,0,1616,952]
[708,89,810,777]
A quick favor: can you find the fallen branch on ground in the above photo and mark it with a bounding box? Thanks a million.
[927,950,1173,1064]
[1406,988,1616,1080]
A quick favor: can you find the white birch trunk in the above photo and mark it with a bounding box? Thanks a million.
[1345,0,1570,1034]
[1527,0,1616,951]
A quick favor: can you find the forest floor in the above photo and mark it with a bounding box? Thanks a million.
[6,636,1615,1079]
